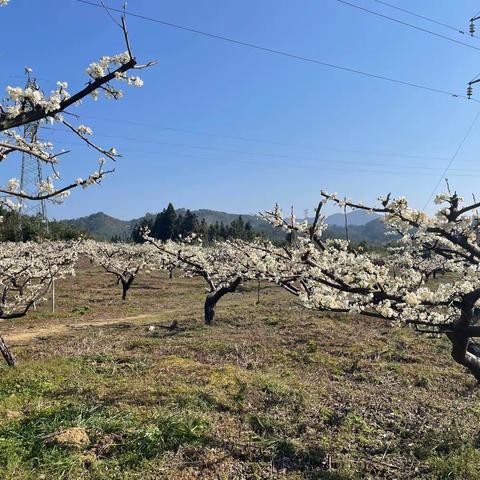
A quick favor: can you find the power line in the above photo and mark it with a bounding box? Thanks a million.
[76,0,477,103]
[373,0,471,37]
[423,110,480,210]
[39,119,480,166]
[59,141,480,177]
[81,115,312,149]
[50,126,457,167]
[153,154,480,177]
[11,109,473,160]
[65,2,480,197]
[335,0,480,51]
[17,101,434,157]
[52,137,480,176]
[66,116,472,163]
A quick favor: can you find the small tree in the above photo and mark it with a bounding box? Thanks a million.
[0,240,78,365]
[82,241,154,300]
[145,234,259,325]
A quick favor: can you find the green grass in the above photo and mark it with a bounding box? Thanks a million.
[0,400,208,479]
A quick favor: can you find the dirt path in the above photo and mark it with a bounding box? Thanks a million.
[5,313,157,344]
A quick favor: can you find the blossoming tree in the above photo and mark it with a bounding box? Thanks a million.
[0,240,78,365]
[145,234,263,325]
[82,240,155,300]
[251,192,480,381]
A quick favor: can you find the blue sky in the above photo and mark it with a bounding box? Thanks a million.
[2,0,480,219]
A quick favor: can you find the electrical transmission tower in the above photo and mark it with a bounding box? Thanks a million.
[19,77,48,229]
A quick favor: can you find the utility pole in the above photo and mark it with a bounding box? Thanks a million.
[467,14,480,98]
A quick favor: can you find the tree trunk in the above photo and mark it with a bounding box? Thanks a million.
[204,277,242,325]
[447,332,480,381]
[204,293,217,325]
[0,336,16,367]
[121,276,135,301]
[447,305,480,381]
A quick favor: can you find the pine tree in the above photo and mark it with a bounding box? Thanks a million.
[245,220,254,241]
[152,203,177,240]
[219,222,228,240]
[175,213,184,237]
[228,216,245,239]
[207,223,217,242]
[181,210,198,237]
[197,218,208,239]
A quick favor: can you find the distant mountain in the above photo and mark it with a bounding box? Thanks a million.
[60,212,130,240]
[59,208,392,244]
[324,218,394,244]
[60,212,154,241]
[324,209,380,226]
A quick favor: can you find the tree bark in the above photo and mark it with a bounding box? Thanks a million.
[447,304,480,381]
[204,294,217,325]
[0,336,16,367]
[447,332,480,381]
[204,277,242,325]
[121,276,135,301]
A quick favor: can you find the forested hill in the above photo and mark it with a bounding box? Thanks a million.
[57,212,154,241]
[57,207,392,244]
[59,209,285,242]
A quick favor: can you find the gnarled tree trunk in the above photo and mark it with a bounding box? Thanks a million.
[0,336,16,367]
[447,302,480,381]
[204,277,242,325]
[447,333,480,381]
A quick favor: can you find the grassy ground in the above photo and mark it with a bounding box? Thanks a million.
[0,263,479,479]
